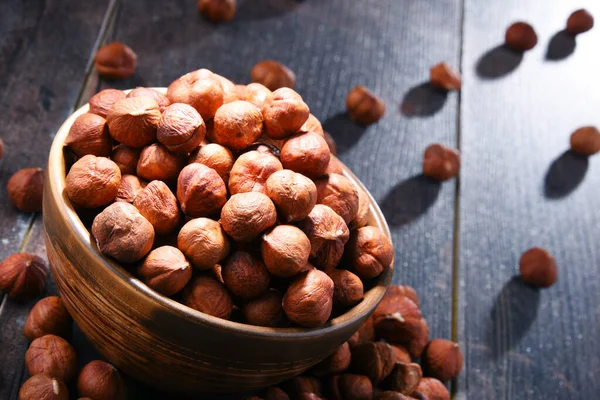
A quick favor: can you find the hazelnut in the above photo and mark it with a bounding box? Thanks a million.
[133,180,180,235]
[351,185,370,229]
[251,60,296,91]
[346,86,385,125]
[77,360,128,400]
[177,218,230,270]
[189,142,235,183]
[348,317,375,347]
[0,253,48,300]
[313,342,351,375]
[211,264,225,283]
[137,143,185,182]
[182,275,233,319]
[229,150,283,195]
[329,374,373,400]
[280,132,331,178]
[167,70,224,120]
[519,247,557,288]
[265,170,316,222]
[327,269,364,308]
[430,63,462,91]
[262,225,311,277]
[94,42,137,79]
[385,362,422,394]
[112,145,141,175]
[91,202,155,263]
[505,22,538,52]
[106,96,161,148]
[214,74,238,103]
[285,376,322,397]
[24,296,72,341]
[88,89,126,118]
[7,168,44,212]
[282,268,334,327]
[65,113,112,157]
[570,126,600,156]
[567,9,594,35]
[422,144,460,181]
[266,387,290,400]
[242,288,285,327]
[25,334,78,381]
[412,377,450,400]
[297,394,323,400]
[324,155,344,175]
[421,339,463,382]
[19,374,69,400]
[127,87,170,112]
[177,163,227,217]
[115,174,145,203]
[315,173,359,224]
[324,132,337,155]
[222,251,271,299]
[299,204,350,269]
[220,192,277,241]
[262,88,310,139]
[391,345,412,364]
[245,83,272,108]
[376,391,413,400]
[197,0,236,22]
[234,84,248,101]
[351,341,396,382]
[347,226,393,279]
[213,100,264,151]
[379,285,420,309]
[300,114,325,137]
[138,246,192,296]
[65,155,120,208]
[157,103,206,154]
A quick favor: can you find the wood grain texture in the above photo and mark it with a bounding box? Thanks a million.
[457,1,600,399]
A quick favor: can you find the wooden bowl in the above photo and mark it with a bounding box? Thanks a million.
[43,89,393,395]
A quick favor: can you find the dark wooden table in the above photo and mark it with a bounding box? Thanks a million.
[1,0,599,399]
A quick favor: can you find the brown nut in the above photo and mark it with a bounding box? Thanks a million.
[177,163,227,217]
[519,247,558,288]
[377,391,413,400]
[280,132,331,178]
[347,226,393,279]
[430,63,462,91]
[189,142,234,183]
[106,96,161,148]
[351,185,370,229]
[351,341,396,382]
[385,362,422,394]
[19,374,69,400]
[0,253,48,301]
[94,42,137,80]
[567,9,594,35]
[262,225,311,277]
[157,103,206,155]
[127,87,170,112]
[327,269,364,308]
[115,174,145,203]
[167,70,224,120]
[422,339,463,382]
[505,22,538,51]
[245,83,272,108]
[91,202,155,263]
[178,218,230,270]
[229,150,283,195]
[182,275,233,319]
[65,155,120,208]
[285,376,322,397]
[26,334,78,382]
[379,285,420,309]
[77,360,127,400]
[197,0,236,22]
[266,170,316,222]
[65,113,112,157]
[299,204,349,269]
[324,132,337,155]
[251,60,296,91]
[137,143,185,182]
[138,246,192,296]
[348,317,375,348]
[213,74,237,103]
[266,387,290,400]
[283,269,334,327]
[7,168,44,212]
[222,251,271,299]
[89,89,126,118]
[330,374,373,400]
[412,377,450,400]
[315,173,359,224]
[213,100,264,151]
[111,145,141,176]
[324,155,344,176]
[24,296,72,341]
[242,288,285,327]
[133,180,180,235]
[301,114,324,137]
[391,345,412,364]
[313,342,351,376]
[220,192,277,241]
[422,144,460,181]
[570,126,600,156]
[262,88,310,139]
[346,86,385,125]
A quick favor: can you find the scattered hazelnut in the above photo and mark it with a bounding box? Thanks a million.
[65,113,112,157]
[329,374,373,400]
[299,204,350,269]
[385,362,422,394]
[570,126,600,156]
[91,202,155,263]
[77,360,128,400]
[229,150,283,195]
[280,132,331,178]
[262,225,311,277]
[115,174,145,203]
[262,88,310,139]
[266,169,317,222]
[213,100,264,151]
[7,168,44,212]
[0,253,48,300]
[65,155,120,208]
[324,155,344,176]
[430,63,462,91]
[390,345,412,364]
[347,226,393,279]
[19,374,69,400]
[242,288,285,327]
[24,296,72,341]
[94,42,137,79]
[324,132,337,155]
[177,163,227,217]
[313,342,351,375]
[301,114,325,137]
[245,83,272,108]
[411,377,450,400]
[519,247,558,288]
[327,269,364,308]
[138,246,192,296]
[251,60,296,91]
[133,180,180,235]
[197,0,236,22]
[182,275,234,319]
[505,22,538,51]
[283,268,334,327]
[567,9,594,35]
[220,192,277,241]
[351,341,396,382]
[167,70,224,120]
[88,89,126,118]
[157,103,206,155]
[315,173,359,224]
[376,391,413,400]
[137,143,185,182]
[422,339,463,382]
[222,251,271,299]
[178,218,230,270]
[266,387,290,400]
[106,96,161,148]
[422,144,460,181]
[112,145,141,175]
[351,185,370,229]
[285,376,322,397]
[127,87,170,112]
[25,334,78,382]
[189,142,234,183]
[346,86,385,125]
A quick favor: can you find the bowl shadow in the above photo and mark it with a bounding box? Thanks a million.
[380,174,441,227]
[476,44,523,79]
[322,112,367,155]
[400,82,448,117]
[544,150,588,199]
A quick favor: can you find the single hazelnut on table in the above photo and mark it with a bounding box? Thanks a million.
[65,155,120,208]
[177,163,227,217]
[106,96,161,148]
[570,126,600,156]
[386,362,422,394]
[346,86,385,125]
[137,143,185,182]
[189,142,234,183]
[266,169,317,222]
[312,342,351,376]
[112,144,141,176]
[94,41,137,80]
[182,275,233,319]
[25,334,78,381]
[19,374,69,400]
[197,0,236,22]
[283,268,334,327]
[324,132,337,155]
[133,180,180,235]
[266,387,290,400]
[88,89,126,118]
[212,100,264,151]
[412,377,450,400]
[567,9,594,35]
[315,173,359,224]
[347,226,393,279]
[329,374,373,400]
[77,360,128,400]
[262,88,310,139]
[167,70,224,120]
[422,143,460,181]
[0,253,49,300]
[222,251,271,299]
[127,87,170,112]
[351,185,370,229]
[324,155,344,176]
[7,168,44,212]
[220,192,277,242]
[157,103,206,155]
[251,60,296,91]
[262,225,311,277]
[115,174,145,203]
[91,202,155,263]
[351,341,396,382]
[299,204,350,269]
[519,247,558,288]
[327,268,364,308]
[177,217,229,270]
[65,113,112,157]
[245,83,272,108]
[228,150,283,195]
[138,246,192,296]
[505,21,538,52]
[421,339,463,382]
[280,132,331,178]
[285,376,322,397]
[242,288,285,327]
[24,296,72,341]
[430,63,461,91]
[301,114,325,137]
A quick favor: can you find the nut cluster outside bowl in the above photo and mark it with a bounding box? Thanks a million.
[42,88,394,395]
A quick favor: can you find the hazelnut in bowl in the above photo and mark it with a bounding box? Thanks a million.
[43,82,393,395]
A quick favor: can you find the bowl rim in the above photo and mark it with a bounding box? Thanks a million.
[46,88,394,339]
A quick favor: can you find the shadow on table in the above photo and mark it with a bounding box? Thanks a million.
[380,174,441,227]
[236,0,299,21]
[544,150,588,199]
[476,44,523,79]
[400,82,448,117]
[322,112,367,155]
[546,30,576,61]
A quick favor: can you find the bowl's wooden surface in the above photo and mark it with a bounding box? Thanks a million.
[42,90,393,395]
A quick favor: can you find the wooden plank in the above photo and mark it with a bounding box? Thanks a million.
[457,1,600,399]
